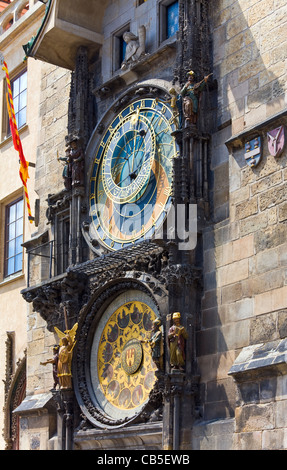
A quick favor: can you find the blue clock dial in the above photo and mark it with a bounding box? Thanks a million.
[89,97,178,251]
[102,113,156,203]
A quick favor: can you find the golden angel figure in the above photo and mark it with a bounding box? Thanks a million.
[54,323,78,390]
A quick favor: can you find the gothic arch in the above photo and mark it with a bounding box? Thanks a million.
[3,354,26,450]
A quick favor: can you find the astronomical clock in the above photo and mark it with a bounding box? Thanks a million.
[74,84,179,432]
[20,0,212,452]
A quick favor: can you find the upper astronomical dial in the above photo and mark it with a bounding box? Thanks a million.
[102,112,156,204]
[89,95,178,251]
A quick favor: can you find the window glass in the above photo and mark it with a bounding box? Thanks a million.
[120,35,127,64]
[167,1,179,38]
[11,70,27,130]
[5,198,23,277]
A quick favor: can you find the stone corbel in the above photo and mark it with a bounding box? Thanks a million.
[228,338,287,383]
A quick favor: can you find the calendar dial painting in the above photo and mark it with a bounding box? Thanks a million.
[90,292,161,421]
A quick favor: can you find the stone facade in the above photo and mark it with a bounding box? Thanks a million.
[196,0,287,450]
[0,0,49,450]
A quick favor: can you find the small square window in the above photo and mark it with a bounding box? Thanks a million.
[113,26,130,72]
[166,1,179,38]
[159,0,179,43]
[4,198,24,277]
[120,35,127,65]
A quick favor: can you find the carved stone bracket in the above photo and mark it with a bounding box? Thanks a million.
[163,263,202,288]
[52,389,75,450]
[21,270,88,332]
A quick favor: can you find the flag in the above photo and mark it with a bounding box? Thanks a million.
[6,93,20,152]
[2,60,33,222]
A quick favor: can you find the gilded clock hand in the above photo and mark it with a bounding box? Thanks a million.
[111,160,125,182]
[115,136,144,184]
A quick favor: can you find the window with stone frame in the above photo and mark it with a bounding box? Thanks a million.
[159,0,179,43]
[113,25,130,72]
[11,68,27,130]
[54,211,70,276]
[3,67,27,140]
[4,197,24,277]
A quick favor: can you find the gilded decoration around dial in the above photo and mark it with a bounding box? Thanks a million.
[89,96,178,251]
[96,300,158,412]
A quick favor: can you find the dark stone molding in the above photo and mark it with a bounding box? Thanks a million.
[74,422,163,450]
[21,270,88,332]
[228,338,287,383]
[94,39,177,99]
[225,108,287,150]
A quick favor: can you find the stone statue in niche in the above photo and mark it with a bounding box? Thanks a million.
[144,318,164,371]
[121,26,147,70]
[57,134,85,188]
[57,146,72,191]
[40,345,60,389]
[69,135,85,187]
[180,70,212,126]
[168,312,188,371]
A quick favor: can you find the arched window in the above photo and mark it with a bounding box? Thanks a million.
[10,367,26,450]
[3,16,13,31]
[19,2,29,17]
[3,353,26,450]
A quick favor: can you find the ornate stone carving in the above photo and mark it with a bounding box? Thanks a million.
[180,71,212,127]
[121,26,148,70]
[21,271,87,331]
[40,345,60,389]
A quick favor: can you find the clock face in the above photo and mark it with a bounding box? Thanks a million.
[90,291,160,421]
[89,96,178,251]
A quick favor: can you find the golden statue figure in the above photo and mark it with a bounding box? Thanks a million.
[168,312,188,370]
[54,323,78,390]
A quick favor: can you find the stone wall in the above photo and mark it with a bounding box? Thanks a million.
[35,62,71,233]
[25,62,70,399]
[195,0,287,450]
[13,61,71,450]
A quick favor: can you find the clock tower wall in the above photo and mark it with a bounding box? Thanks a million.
[20,0,215,451]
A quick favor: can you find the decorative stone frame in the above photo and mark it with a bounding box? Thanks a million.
[112,23,130,74]
[3,350,26,450]
[73,276,167,430]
